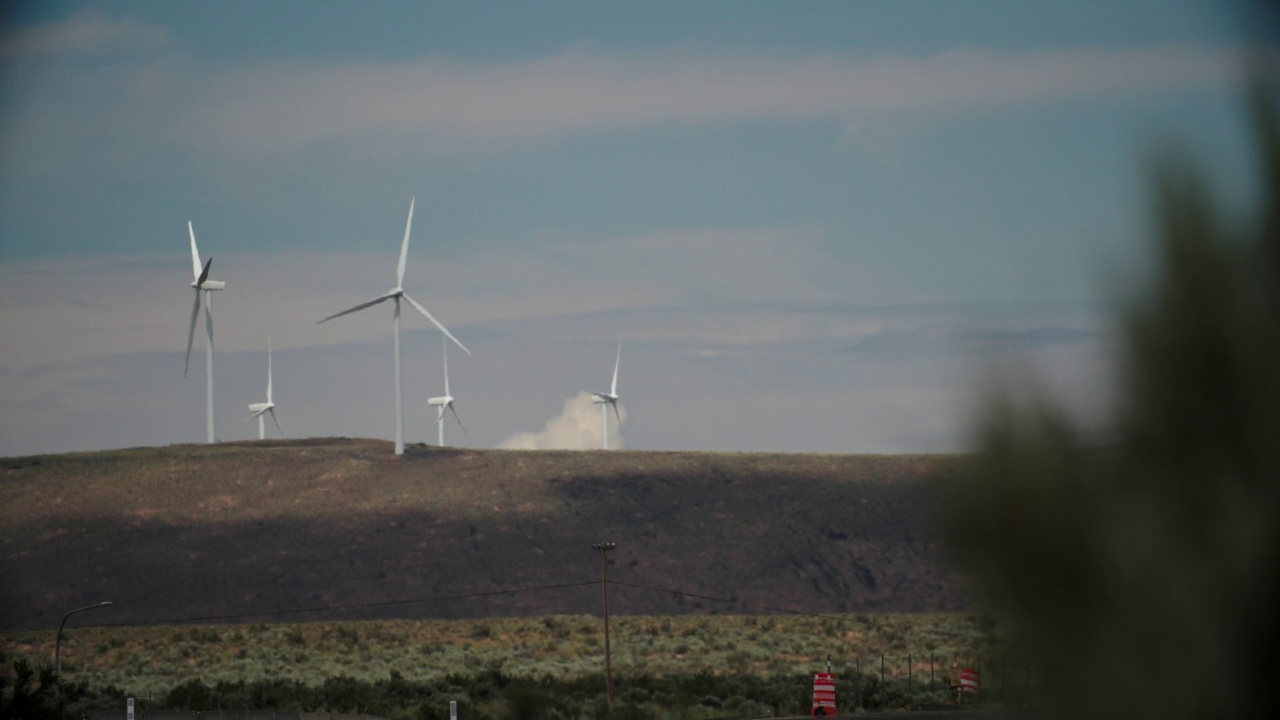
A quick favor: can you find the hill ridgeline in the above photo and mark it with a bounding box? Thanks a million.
[0,439,969,629]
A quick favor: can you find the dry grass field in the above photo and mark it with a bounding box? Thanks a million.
[2,439,969,631]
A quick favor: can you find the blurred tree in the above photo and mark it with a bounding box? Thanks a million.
[943,83,1280,719]
[0,659,61,720]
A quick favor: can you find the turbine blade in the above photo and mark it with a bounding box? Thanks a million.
[183,289,201,378]
[450,403,471,446]
[611,400,622,428]
[188,221,201,281]
[316,293,393,324]
[402,293,470,355]
[269,408,284,437]
[611,342,621,396]
[397,198,414,288]
[197,257,212,287]
[245,408,267,421]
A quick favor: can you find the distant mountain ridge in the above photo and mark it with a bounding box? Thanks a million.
[0,439,970,629]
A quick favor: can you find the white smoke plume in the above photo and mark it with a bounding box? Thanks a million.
[499,391,626,450]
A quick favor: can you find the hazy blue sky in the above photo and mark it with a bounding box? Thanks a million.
[0,1,1266,455]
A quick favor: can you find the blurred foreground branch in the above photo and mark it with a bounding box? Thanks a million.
[943,86,1280,719]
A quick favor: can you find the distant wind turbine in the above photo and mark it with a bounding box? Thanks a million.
[245,340,283,440]
[427,335,469,447]
[591,343,623,450]
[317,198,469,455]
[183,221,225,444]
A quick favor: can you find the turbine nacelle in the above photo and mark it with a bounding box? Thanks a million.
[192,280,226,291]
[247,401,274,416]
[428,395,453,407]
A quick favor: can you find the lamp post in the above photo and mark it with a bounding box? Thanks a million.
[592,542,616,705]
[54,601,112,700]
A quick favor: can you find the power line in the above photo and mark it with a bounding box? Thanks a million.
[9,576,980,639]
[607,579,857,622]
[84,580,600,629]
[608,579,988,638]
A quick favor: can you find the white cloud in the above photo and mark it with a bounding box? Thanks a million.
[498,391,625,450]
[0,9,170,58]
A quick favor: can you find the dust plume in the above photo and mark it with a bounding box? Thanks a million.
[498,391,626,450]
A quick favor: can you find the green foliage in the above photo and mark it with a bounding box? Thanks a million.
[166,678,216,710]
[0,659,60,720]
[502,682,554,720]
[58,677,127,719]
[1,614,995,718]
[944,86,1280,719]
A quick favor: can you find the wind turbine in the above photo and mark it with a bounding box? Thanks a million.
[183,221,225,444]
[427,334,469,447]
[317,198,469,455]
[245,340,283,440]
[591,343,623,450]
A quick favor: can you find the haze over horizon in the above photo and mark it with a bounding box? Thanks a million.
[0,1,1263,456]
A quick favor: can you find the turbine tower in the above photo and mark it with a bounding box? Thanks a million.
[591,343,623,450]
[183,221,225,444]
[427,334,469,447]
[246,340,283,440]
[317,198,469,455]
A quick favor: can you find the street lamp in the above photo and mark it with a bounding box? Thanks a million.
[54,601,112,700]
[592,542,616,705]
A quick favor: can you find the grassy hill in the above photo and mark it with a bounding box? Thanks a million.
[0,439,969,630]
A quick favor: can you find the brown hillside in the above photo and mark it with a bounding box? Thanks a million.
[0,439,970,629]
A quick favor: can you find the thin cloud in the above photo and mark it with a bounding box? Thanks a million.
[0,9,170,58]
[843,325,1096,362]
[180,43,1244,151]
[0,227,905,376]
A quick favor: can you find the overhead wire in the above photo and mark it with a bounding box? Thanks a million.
[83,580,600,629]
[606,579,861,622]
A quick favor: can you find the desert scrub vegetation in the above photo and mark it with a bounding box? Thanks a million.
[1,613,1001,718]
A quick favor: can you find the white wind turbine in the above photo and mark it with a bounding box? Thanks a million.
[183,221,225,444]
[245,340,283,440]
[591,342,623,450]
[427,335,469,447]
[317,198,469,455]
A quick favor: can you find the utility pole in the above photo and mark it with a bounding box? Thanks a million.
[592,541,616,705]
